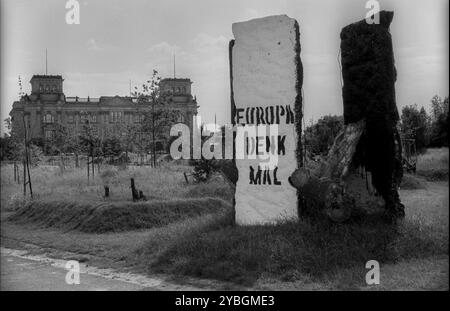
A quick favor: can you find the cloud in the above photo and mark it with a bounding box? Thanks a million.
[145,34,228,77]
[144,33,230,123]
[190,33,228,52]
[63,71,149,97]
[86,38,103,51]
[86,38,117,52]
[148,41,182,55]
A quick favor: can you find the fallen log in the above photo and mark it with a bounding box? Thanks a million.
[289,121,367,222]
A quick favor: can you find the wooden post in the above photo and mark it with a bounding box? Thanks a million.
[130,178,138,201]
[104,185,110,198]
[16,162,20,184]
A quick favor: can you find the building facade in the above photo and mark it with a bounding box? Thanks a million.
[9,75,198,151]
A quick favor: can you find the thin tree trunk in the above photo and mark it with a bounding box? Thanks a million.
[23,160,26,196]
[152,101,156,167]
[91,148,95,179]
[87,155,90,182]
[25,147,33,198]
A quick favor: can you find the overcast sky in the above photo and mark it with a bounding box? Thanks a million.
[1,0,448,134]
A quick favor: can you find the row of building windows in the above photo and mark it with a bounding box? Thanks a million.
[110,111,123,123]
[45,125,100,140]
[34,112,187,128]
[40,112,150,124]
[39,84,60,93]
[164,86,187,94]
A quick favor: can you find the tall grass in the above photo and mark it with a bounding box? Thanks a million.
[416,148,449,181]
[0,163,234,211]
[416,147,449,172]
[147,211,448,285]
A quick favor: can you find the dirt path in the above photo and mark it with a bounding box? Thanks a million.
[0,247,207,291]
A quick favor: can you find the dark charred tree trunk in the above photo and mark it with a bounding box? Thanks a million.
[340,10,404,220]
[290,11,405,223]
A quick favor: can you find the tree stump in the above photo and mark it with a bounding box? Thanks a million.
[131,178,147,201]
[104,185,110,198]
[131,178,139,201]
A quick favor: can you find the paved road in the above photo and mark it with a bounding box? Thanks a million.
[1,250,147,291]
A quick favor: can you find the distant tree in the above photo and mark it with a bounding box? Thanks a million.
[1,118,17,160]
[400,104,430,152]
[78,114,102,176]
[303,115,344,157]
[112,117,142,164]
[102,137,123,158]
[0,135,15,161]
[1,118,42,165]
[29,137,44,149]
[4,117,12,132]
[45,122,84,170]
[78,112,101,155]
[45,123,68,154]
[3,135,42,166]
[133,70,180,167]
[17,143,43,167]
[430,95,449,121]
[429,95,449,147]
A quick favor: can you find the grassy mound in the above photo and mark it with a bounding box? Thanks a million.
[7,198,230,233]
[184,182,235,201]
[416,169,449,181]
[149,214,448,286]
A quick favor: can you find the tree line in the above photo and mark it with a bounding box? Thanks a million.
[303,94,448,158]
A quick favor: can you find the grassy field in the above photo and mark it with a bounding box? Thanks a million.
[416,147,449,181]
[1,148,448,290]
[1,164,233,211]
